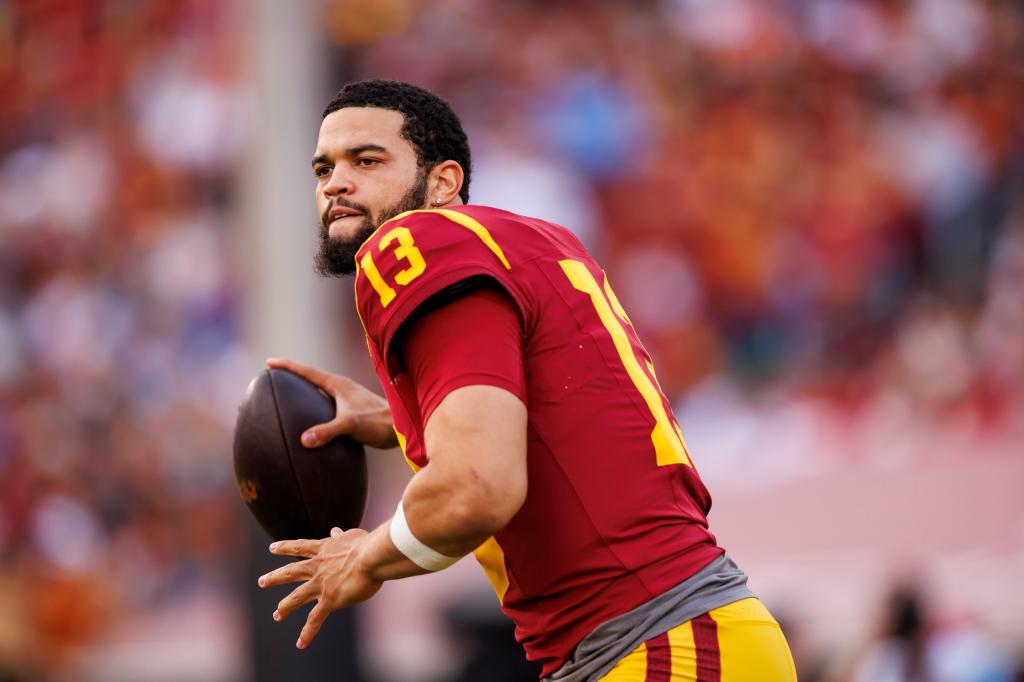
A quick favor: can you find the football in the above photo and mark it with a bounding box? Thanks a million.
[232,368,368,540]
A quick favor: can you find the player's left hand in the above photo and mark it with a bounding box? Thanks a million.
[258,528,383,649]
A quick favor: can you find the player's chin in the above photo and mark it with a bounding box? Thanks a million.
[328,216,370,241]
[314,241,357,277]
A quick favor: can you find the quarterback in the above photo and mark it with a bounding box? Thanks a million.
[258,80,796,681]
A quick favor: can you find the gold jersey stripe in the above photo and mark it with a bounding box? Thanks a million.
[363,208,512,270]
[432,208,511,270]
[559,259,692,468]
[394,429,420,473]
[473,537,510,603]
[353,260,368,333]
[667,619,697,679]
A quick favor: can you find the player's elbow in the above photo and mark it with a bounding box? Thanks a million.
[447,465,526,536]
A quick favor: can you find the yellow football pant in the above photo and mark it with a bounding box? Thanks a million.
[598,598,797,681]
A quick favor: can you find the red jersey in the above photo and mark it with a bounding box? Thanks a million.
[353,206,723,675]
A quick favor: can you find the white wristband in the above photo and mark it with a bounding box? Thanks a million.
[389,500,461,571]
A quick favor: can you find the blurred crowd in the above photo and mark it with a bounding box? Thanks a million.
[0,0,1022,681]
[332,0,1024,427]
[0,1,248,679]
[331,0,1024,680]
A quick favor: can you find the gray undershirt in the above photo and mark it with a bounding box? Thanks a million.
[544,554,754,682]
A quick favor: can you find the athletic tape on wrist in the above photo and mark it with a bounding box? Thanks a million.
[389,500,460,571]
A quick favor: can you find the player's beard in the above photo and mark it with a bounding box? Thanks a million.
[314,171,429,277]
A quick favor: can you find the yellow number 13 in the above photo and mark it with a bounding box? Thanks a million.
[360,226,427,307]
[559,259,692,468]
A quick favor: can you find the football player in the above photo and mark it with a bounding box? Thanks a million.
[258,80,796,682]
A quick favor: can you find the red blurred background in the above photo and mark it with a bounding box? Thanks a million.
[0,1,1021,680]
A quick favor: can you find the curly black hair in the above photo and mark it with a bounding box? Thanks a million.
[323,80,472,203]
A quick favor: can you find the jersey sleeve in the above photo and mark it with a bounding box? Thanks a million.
[399,286,526,424]
[354,208,527,372]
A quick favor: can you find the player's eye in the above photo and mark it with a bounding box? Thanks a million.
[354,157,380,168]
[314,165,331,178]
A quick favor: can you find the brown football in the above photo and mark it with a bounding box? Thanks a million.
[232,368,368,540]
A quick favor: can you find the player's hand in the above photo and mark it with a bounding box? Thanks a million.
[258,528,383,649]
[265,357,398,449]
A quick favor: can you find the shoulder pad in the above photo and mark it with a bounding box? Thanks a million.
[354,208,516,361]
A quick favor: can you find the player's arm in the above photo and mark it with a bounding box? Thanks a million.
[264,357,399,450]
[363,285,528,570]
[359,382,527,578]
[259,287,528,648]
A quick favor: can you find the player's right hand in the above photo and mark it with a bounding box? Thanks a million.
[265,357,399,450]
[260,527,383,649]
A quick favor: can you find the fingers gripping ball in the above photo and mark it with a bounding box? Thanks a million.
[233,369,368,540]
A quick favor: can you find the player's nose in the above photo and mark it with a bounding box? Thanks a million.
[323,168,354,197]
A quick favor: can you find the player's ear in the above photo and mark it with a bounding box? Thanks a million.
[428,160,464,206]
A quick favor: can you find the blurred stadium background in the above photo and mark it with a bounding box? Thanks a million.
[1,0,1022,680]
